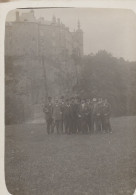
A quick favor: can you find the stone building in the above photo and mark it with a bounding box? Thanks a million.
[5,10,83,58]
[5,10,84,123]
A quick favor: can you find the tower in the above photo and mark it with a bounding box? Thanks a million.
[52,15,56,24]
[15,11,20,22]
[78,19,81,30]
[74,19,83,56]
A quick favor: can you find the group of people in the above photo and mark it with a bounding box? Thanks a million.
[43,96,112,135]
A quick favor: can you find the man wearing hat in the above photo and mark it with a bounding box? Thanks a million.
[102,98,112,133]
[60,95,65,133]
[76,96,82,133]
[64,98,71,134]
[43,96,54,134]
[91,98,97,133]
[78,98,89,134]
[53,98,62,134]
[86,98,92,134]
[95,98,103,132]
[69,97,79,134]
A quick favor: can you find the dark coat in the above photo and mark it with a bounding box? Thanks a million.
[95,102,103,116]
[78,103,88,118]
[53,104,62,121]
[43,103,53,120]
[64,104,71,120]
[70,103,79,120]
[102,103,111,117]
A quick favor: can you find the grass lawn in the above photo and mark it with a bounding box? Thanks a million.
[5,116,136,195]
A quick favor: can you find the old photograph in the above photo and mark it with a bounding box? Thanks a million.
[5,7,136,195]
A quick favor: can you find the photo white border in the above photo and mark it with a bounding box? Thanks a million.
[0,1,136,194]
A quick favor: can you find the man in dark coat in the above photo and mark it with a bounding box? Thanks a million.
[78,99,88,134]
[91,98,97,133]
[69,97,79,134]
[43,97,54,134]
[86,99,92,134]
[60,96,65,133]
[64,98,71,134]
[53,99,62,134]
[102,98,112,133]
[76,97,82,134]
[95,98,103,133]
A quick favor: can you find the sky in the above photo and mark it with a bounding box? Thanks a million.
[6,8,136,61]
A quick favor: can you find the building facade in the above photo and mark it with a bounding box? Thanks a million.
[5,10,83,58]
[5,10,84,124]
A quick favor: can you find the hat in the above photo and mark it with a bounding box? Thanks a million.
[70,97,75,100]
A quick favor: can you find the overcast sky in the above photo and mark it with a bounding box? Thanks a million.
[6,8,136,61]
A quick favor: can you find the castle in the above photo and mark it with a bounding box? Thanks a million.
[5,10,84,123]
[5,10,83,58]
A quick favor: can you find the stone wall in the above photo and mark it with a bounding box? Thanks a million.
[5,14,83,124]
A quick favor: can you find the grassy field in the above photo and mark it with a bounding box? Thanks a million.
[5,116,136,195]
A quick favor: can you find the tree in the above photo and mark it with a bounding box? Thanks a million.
[74,50,136,116]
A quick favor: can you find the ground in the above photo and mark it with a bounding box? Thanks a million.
[5,116,136,195]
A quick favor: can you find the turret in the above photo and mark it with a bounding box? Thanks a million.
[30,9,35,17]
[75,19,83,56]
[16,11,20,22]
[52,15,56,24]
[57,18,60,25]
[77,19,83,33]
[78,19,80,30]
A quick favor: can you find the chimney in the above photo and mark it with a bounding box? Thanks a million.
[57,18,60,25]
[52,15,56,24]
[16,11,20,22]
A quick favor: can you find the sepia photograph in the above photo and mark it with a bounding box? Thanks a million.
[5,7,136,195]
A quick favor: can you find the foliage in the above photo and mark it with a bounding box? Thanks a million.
[74,50,136,116]
[5,51,136,124]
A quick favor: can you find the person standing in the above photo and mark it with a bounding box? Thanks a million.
[76,97,82,134]
[95,98,103,133]
[60,96,65,134]
[86,98,92,134]
[43,96,54,134]
[64,98,71,134]
[102,98,112,133]
[53,99,62,134]
[69,97,78,134]
[79,99,88,134]
[91,98,97,133]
